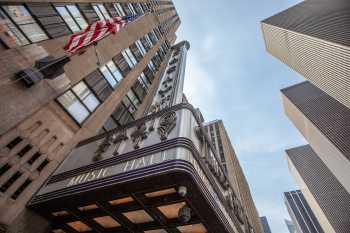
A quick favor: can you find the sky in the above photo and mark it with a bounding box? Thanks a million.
[172,0,305,232]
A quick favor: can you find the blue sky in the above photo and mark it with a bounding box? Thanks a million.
[173,0,305,232]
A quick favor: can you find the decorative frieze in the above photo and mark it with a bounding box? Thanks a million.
[158,111,177,141]
[93,130,128,161]
[130,124,149,149]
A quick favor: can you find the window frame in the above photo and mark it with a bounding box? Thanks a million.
[0,7,29,46]
[54,4,87,33]
[138,72,151,88]
[121,48,138,68]
[99,60,123,89]
[92,3,111,20]
[0,4,48,44]
[57,81,100,125]
[135,39,147,56]
[127,3,137,15]
[113,3,126,17]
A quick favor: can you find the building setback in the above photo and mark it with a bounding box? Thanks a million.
[259,216,272,233]
[204,120,263,233]
[286,145,350,233]
[284,190,323,233]
[0,1,180,231]
[261,0,350,110]
[281,81,350,194]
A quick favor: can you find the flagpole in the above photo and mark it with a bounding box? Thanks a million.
[93,41,101,66]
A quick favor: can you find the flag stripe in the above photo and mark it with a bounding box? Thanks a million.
[64,14,141,53]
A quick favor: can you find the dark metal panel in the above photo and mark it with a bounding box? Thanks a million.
[104,3,118,17]
[113,53,131,77]
[78,3,99,24]
[84,70,113,102]
[26,3,71,38]
[130,43,143,62]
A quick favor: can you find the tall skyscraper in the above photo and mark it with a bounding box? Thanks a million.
[204,120,264,233]
[0,1,180,231]
[284,190,324,233]
[285,219,297,233]
[281,81,350,194]
[261,0,350,110]
[286,145,350,233]
[262,2,350,233]
[26,37,263,233]
[260,216,272,233]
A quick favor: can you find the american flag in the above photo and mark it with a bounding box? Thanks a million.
[64,14,142,53]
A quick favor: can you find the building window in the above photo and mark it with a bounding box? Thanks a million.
[0,164,11,177]
[57,81,100,124]
[72,82,100,112]
[103,117,119,131]
[99,61,123,88]
[17,144,32,157]
[27,152,41,165]
[113,3,126,17]
[144,34,153,47]
[6,137,23,150]
[134,3,144,14]
[128,3,137,15]
[139,72,151,88]
[84,70,113,102]
[0,171,22,193]
[0,8,29,46]
[123,96,137,115]
[1,5,48,43]
[55,5,87,32]
[122,48,138,68]
[37,159,49,172]
[126,90,140,107]
[92,4,111,20]
[99,65,117,88]
[11,178,32,199]
[148,61,156,73]
[135,40,147,56]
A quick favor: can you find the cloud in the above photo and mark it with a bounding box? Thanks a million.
[183,52,217,110]
[234,130,306,155]
[201,34,216,53]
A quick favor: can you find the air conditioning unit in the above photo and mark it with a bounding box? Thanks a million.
[16,68,44,87]
[15,56,70,88]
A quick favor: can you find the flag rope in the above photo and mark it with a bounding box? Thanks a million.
[0,14,144,87]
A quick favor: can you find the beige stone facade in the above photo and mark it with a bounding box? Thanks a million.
[203,120,264,233]
[0,0,180,230]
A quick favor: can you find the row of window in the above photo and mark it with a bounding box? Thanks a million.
[99,44,170,132]
[209,124,228,174]
[0,136,50,200]
[0,2,157,47]
[57,26,169,125]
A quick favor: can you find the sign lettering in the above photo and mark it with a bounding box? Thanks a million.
[67,168,108,187]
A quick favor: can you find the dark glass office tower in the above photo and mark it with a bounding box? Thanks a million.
[284,190,323,233]
[261,0,350,110]
[260,216,272,233]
